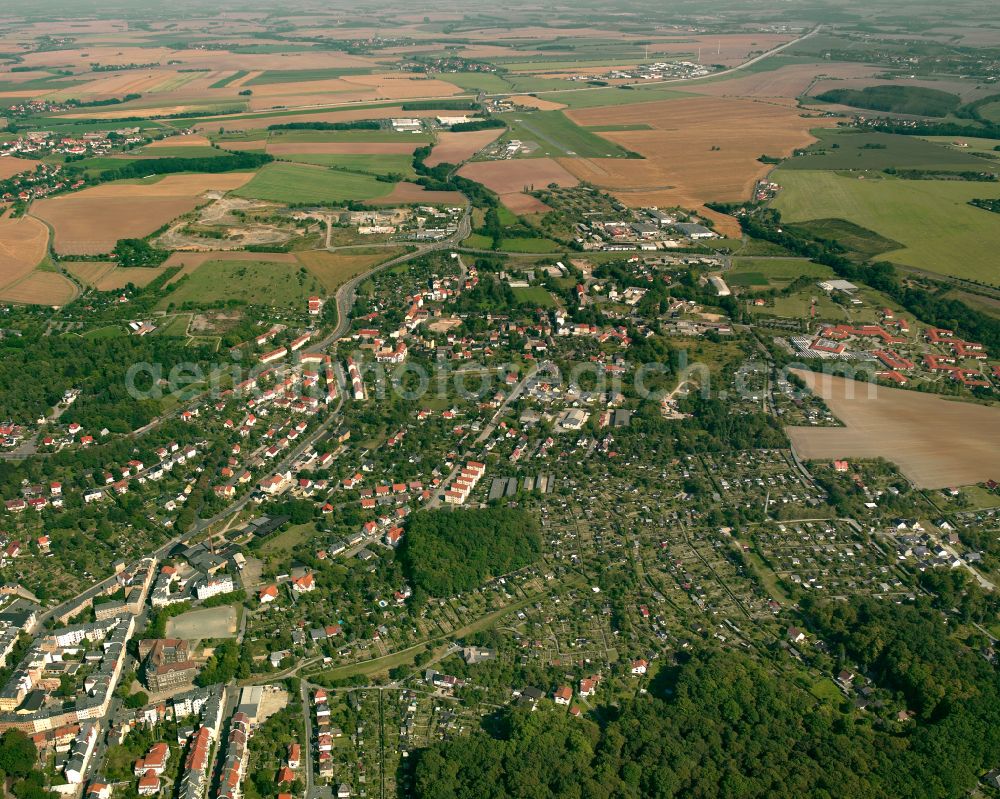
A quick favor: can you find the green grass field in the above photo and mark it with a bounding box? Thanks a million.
[782,218,903,260]
[276,152,416,177]
[771,169,1000,283]
[162,258,323,308]
[780,129,992,171]
[438,72,515,94]
[246,68,372,85]
[270,129,431,143]
[209,70,248,89]
[232,162,394,204]
[513,285,558,306]
[500,110,635,158]
[502,237,562,253]
[541,85,692,110]
[729,258,833,288]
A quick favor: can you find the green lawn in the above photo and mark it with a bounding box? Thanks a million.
[810,678,844,705]
[512,285,558,306]
[161,258,324,309]
[780,129,992,171]
[276,152,416,177]
[232,162,394,204]
[771,169,1000,283]
[499,110,635,158]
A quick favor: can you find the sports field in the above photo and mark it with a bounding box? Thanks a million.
[232,162,394,203]
[771,169,1000,282]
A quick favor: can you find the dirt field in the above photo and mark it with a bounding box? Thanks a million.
[165,605,239,641]
[0,156,36,180]
[372,182,465,205]
[246,73,461,111]
[267,141,417,156]
[425,129,505,167]
[0,271,77,306]
[458,158,578,213]
[0,215,49,291]
[507,95,568,111]
[66,261,116,287]
[560,96,836,234]
[786,370,1000,489]
[32,173,254,255]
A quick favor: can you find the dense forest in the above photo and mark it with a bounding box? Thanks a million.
[413,600,1000,798]
[400,507,541,597]
[815,85,961,117]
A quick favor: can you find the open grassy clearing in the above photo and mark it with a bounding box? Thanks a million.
[209,70,249,89]
[771,169,1000,283]
[265,129,432,144]
[129,145,228,158]
[780,129,995,171]
[231,162,394,203]
[782,218,903,261]
[160,258,324,309]
[275,152,416,177]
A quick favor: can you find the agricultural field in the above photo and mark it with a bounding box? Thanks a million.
[458,158,578,213]
[425,128,506,167]
[160,257,325,309]
[231,162,394,204]
[560,96,835,235]
[771,169,1000,283]
[0,214,50,297]
[294,249,406,294]
[786,370,1000,489]
[31,173,255,254]
[273,152,416,177]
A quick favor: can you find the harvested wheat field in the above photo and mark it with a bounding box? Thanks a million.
[145,134,214,149]
[425,129,505,167]
[507,95,568,111]
[267,142,418,156]
[0,156,36,180]
[0,271,77,306]
[786,370,1000,489]
[458,158,577,213]
[33,173,254,255]
[66,261,116,287]
[295,249,404,293]
[561,97,835,233]
[0,215,49,291]
[371,182,465,205]
[247,74,462,110]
